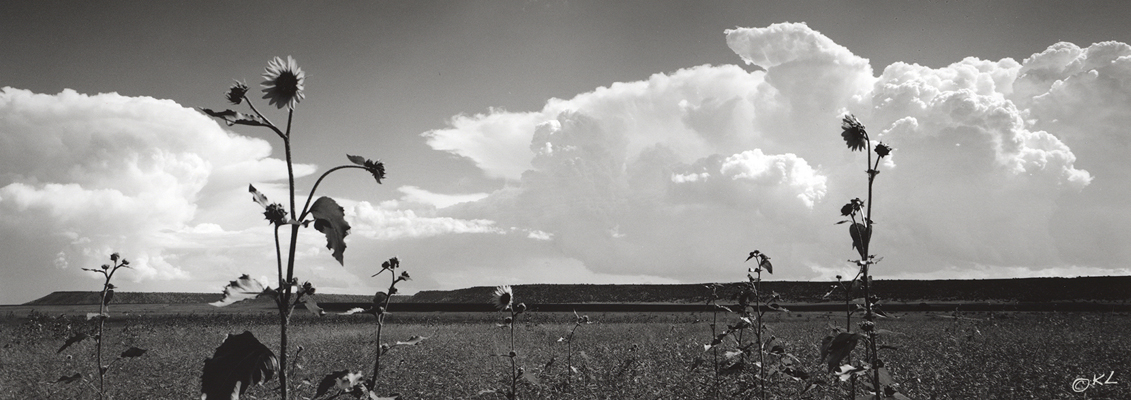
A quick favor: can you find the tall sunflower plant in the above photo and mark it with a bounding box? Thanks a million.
[198,56,389,400]
[823,114,912,400]
[483,285,535,400]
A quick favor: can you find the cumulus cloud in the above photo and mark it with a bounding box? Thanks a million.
[422,22,1123,283]
[349,199,504,240]
[397,186,488,209]
[0,88,316,297]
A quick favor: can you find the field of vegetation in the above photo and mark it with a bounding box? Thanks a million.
[2,310,1127,399]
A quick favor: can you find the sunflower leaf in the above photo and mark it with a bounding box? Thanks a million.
[249,185,269,208]
[395,335,428,346]
[200,331,278,400]
[820,332,860,372]
[57,333,88,354]
[314,370,362,399]
[849,223,871,259]
[200,108,268,127]
[120,347,147,358]
[310,196,350,265]
[210,274,268,307]
[346,154,367,167]
[55,373,83,384]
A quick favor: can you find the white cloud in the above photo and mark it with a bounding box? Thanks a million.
[349,200,504,240]
[397,185,488,209]
[422,22,1120,284]
[0,87,314,292]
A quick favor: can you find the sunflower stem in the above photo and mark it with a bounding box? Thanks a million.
[278,108,297,400]
[370,269,397,393]
[243,97,286,140]
[863,132,881,400]
[297,165,367,221]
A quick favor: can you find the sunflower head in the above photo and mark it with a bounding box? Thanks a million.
[492,285,513,311]
[263,203,288,226]
[261,56,306,109]
[226,80,249,105]
[841,114,867,152]
[874,142,892,158]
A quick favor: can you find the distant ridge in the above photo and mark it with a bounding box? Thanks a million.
[25,276,1131,305]
[409,276,1131,304]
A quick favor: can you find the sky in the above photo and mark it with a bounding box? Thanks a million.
[2,1,1131,304]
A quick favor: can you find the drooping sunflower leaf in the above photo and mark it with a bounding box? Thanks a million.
[314,370,363,399]
[209,274,268,307]
[120,347,147,358]
[102,289,114,306]
[248,184,269,208]
[760,256,773,274]
[200,331,278,400]
[200,108,269,127]
[849,223,871,259]
[395,335,428,346]
[301,298,325,317]
[782,367,810,381]
[57,333,88,354]
[55,373,83,384]
[310,196,350,265]
[346,154,367,167]
[820,332,860,372]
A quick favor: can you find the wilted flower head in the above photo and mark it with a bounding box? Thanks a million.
[347,155,386,185]
[226,80,249,105]
[492,285,513,311]
[264,203,288,226]
[398,271,411,282]
[110,253,119,262]
[841,114,867,152]
[261,56,305,109]
[381,256,399,271]
[874,142,892,158]
[514,303,527,314]
[840,198,864,217]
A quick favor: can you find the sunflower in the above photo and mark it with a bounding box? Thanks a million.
[261,56,305,109]
[840,114,867,152]
[492,285,513,311]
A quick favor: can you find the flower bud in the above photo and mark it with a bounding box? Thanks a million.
[508,351,517,358]
[874,142,892,158]
[226,81,249,105]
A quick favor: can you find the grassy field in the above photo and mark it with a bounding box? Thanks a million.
[1,310,1128,399]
